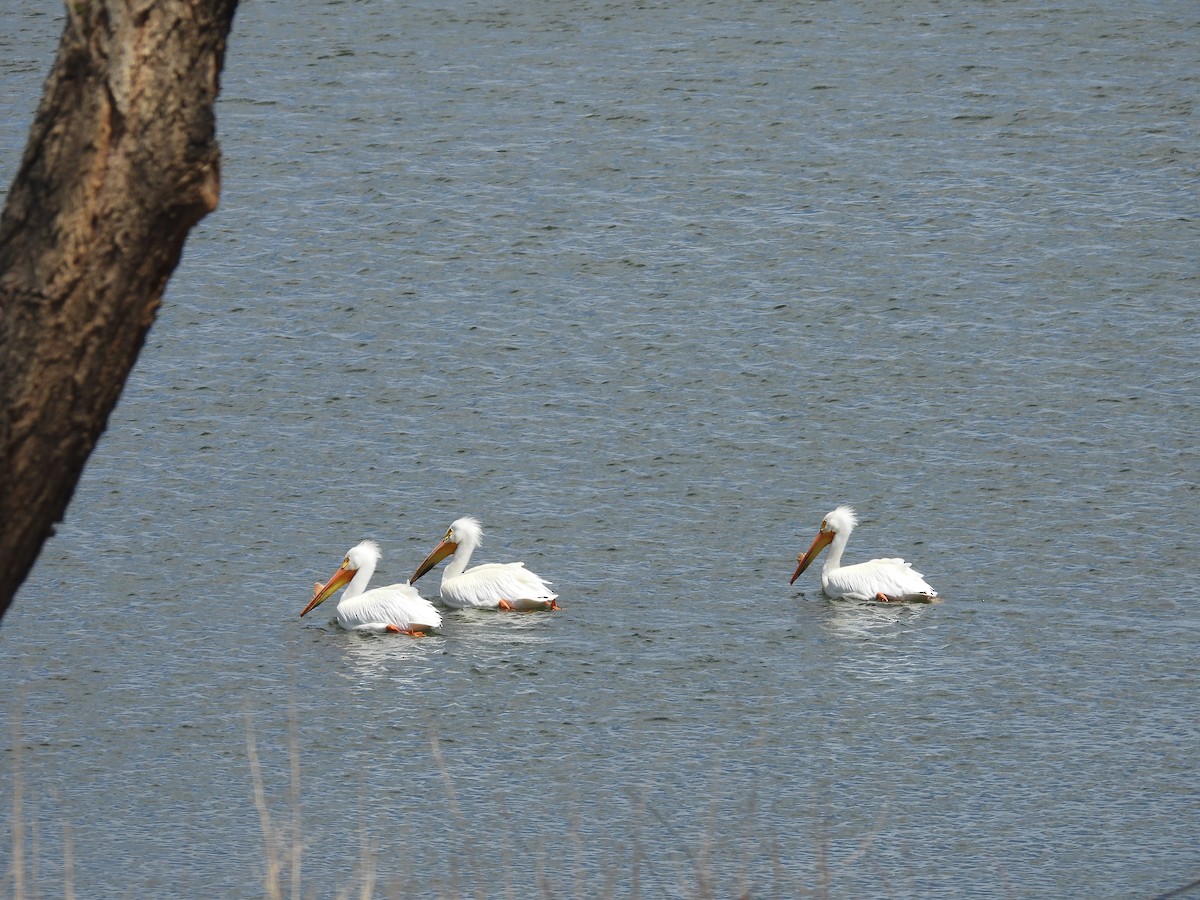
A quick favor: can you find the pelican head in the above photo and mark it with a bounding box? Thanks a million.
[410,517,482,584]
[822,505,858,536]
[301,540,381,616]
[790,506,857,585]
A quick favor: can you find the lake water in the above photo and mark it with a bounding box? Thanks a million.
[2,0,1198,896]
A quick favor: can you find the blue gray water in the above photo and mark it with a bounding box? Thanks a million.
[2,1,1198,896]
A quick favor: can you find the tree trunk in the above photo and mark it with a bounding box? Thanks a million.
[0,0,238,620]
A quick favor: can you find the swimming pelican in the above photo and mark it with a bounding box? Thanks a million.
[789,506,937,602]
[410,517,559,611]
[301,540,442,635]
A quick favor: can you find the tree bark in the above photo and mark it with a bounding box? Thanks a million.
[0,0,238,620]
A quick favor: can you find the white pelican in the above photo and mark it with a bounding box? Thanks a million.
[300,540,442,635]
[410,517,559,611]
[789,506,937,602]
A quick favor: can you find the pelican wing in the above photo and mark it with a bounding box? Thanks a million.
[335,583,442,633]
[442,562,557,610]
[823,558,936,601]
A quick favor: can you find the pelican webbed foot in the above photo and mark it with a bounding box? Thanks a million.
[385,624,428,637]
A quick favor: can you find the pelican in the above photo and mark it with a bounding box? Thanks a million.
[789,506,937,602]
[410,517,559,611]
[301,540,442,635]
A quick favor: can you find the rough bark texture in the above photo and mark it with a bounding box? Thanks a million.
[0,0,238,620]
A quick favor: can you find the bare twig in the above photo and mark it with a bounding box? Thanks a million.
[61,814,75,900]
[288,695,303,900]
[11,703,25,900]
[244,708,283,900]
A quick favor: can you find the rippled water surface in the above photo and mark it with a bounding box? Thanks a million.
[3,1,1198,896]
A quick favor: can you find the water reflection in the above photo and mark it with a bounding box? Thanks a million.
[819,597,941,685]
[439,608,558,679]
[439,606,559,640]
[335,629,446,686]
[333,607,557,686]
[821,596,937,639]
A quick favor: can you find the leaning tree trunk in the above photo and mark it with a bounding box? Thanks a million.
[0,0,239,621]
